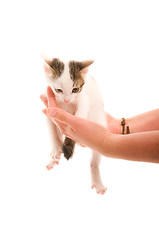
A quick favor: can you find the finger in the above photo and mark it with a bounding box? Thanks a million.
[42,109,47,114]
[77,143,87,148]
[45,109,68,129]
[47,86,57,108]
[46,107,75,136]
[40,94,48,108]
[52,119,70,136]
[50,117,68,129]
[46,107,76,127]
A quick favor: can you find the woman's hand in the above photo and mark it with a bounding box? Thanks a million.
[40,86,111,151]
[40,86,159,163]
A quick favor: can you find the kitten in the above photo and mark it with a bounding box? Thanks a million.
[43,56,107,195]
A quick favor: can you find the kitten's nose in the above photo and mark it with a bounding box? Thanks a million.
[64,98,70,103]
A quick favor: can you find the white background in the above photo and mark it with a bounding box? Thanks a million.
[0,0,159,239]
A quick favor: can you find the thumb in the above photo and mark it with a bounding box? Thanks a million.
[47,86,57,108]
[46,107,76,126]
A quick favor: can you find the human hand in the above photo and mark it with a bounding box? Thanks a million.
[40,87,86,147]
[40,87,110,152]
[41,90,159,162]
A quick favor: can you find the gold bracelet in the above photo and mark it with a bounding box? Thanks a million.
[121,118,130,135]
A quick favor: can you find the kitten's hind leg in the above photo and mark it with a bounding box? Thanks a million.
[90,151,107,195]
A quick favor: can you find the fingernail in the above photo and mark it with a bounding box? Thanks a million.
[42,109,46,114]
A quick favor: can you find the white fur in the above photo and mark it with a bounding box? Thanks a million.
[44,60,107,194]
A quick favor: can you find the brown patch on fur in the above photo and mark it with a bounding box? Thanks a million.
[46,58,64,79]
[69,60,93,91]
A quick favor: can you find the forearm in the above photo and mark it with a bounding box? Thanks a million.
[126,108,159,133]
[99,130,159,163]
[66,116,159,163]
[43,88,159,164]
[107,109,159,134]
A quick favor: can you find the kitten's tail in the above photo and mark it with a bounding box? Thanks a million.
[62,137,75,160]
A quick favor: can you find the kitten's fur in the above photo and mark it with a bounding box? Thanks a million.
[43,57,107,194]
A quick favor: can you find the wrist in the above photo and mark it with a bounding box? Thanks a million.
[106,112,121,134]
[105,112,132,135]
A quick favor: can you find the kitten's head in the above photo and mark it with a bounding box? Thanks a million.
[43,56,93,103]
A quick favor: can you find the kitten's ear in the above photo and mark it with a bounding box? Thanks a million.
[41,54,55,77]
[80,60,94,76]
[41,54,52,68]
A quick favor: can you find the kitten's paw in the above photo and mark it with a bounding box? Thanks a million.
[91,183,107,195]
[46,151,62,170]
[46,160,59,170]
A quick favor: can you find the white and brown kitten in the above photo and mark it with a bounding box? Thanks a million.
[43,57,107,194]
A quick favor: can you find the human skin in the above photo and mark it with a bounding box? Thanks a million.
[40,86,159,163]
[106,110,159,134]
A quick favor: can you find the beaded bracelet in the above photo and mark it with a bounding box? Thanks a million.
[121,118,130,135]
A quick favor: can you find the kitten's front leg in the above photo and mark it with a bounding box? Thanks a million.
[46,118,63,170]
[75,95,89,119]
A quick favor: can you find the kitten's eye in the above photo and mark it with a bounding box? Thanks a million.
[72,88,79,93]
[55,89,63,93]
